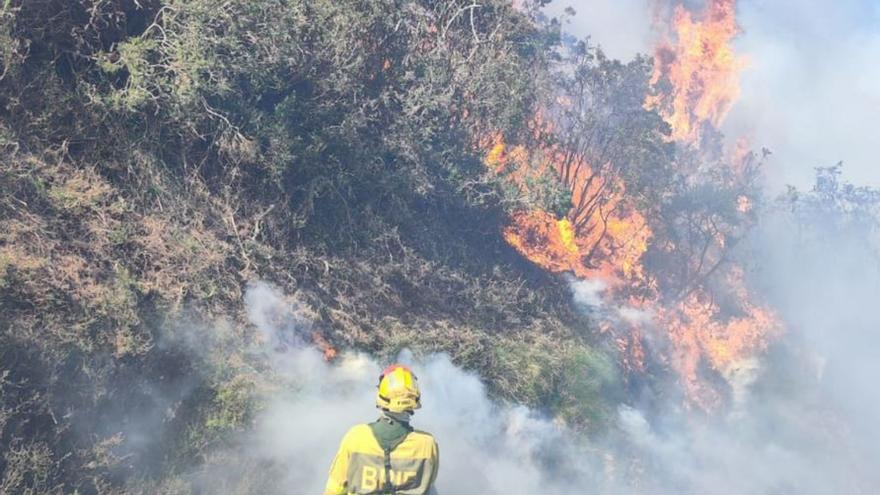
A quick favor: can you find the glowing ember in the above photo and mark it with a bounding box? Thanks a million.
[312,331,338,362]
[648,0,747,143]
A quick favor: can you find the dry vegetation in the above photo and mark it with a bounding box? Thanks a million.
[0,1,622,491]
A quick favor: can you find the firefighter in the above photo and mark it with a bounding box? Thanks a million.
[324,364,439,495]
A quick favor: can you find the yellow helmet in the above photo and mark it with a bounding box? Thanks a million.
[376,364,421,413]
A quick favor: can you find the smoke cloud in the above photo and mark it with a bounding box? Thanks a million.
[548,0,880,190]
[191,281,611,494]
[543,0,655,60]
[725,0,880,190]
[207,256,876,494]
[562,213,880,493]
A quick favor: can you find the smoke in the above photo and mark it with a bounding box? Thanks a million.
[168,233,879,495]
[548,0,880,190]
[746,203,880,489]
[561,202,880,494]
[726,0,880,191]
[570,276,607,310]
[569,276,653,325]
[203,281,608,494]
[204,281,802,494]
[544,0,655,60]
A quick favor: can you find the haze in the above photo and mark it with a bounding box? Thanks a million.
[545,0,880,190]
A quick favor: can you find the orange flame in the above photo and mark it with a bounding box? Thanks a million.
[486,0,781,410]
[488,128,780,408]
[647,0,747,143]
[658,268,782,409]
[487,134,652,283]
[312,331,338,362]
[643,0,781,409]
[503,212,591,277]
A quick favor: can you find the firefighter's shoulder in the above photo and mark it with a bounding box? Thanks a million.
[398,428,438,459]
[340,423,378,449]
[408,428,435,443]
[341,423,436,455]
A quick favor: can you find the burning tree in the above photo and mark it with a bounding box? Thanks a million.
[488,42,673,283]
[645,145,768,302]
[489,0,782,410]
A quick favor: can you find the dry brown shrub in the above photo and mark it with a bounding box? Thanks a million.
[47,167,112,211]
[136,213,232,307]
[0,245,45,287]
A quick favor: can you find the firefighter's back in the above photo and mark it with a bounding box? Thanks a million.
[327,423,439,495]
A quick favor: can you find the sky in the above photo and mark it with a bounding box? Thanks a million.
[544,0,880,191]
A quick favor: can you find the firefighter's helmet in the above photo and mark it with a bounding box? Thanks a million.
[376,364,421,413]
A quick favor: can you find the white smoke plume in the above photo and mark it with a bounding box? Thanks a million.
[569,275,653,325]
[547,0,880,190]
[563,204,880,494]
[725,0,880,191]
[570,276,607,311]
[184,264,880,494]
[543,0,655,60]
[224,281,606,494]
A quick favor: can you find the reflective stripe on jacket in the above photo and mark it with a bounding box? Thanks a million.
[325,423,439,495]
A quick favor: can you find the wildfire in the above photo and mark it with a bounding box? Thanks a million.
[312,331,338,362]
[503,211,591,277]
[644,1,779,409]
[487,134,652,283]
[659,283,782,409]
[487,0,780,411]
[647,0,747,143]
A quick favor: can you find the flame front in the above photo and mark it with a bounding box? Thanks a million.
[659,270,782,409]
[647,0,747,143]
[643,0,779,409]
[486,0,782,410]
[488,134,652,283]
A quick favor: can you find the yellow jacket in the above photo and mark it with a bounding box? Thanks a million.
[324,423,439,495]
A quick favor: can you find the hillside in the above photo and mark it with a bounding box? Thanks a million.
[6,1,878,494]
[1,2,624,492]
